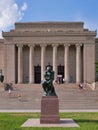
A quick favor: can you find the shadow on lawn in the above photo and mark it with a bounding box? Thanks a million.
[75,119,98,123]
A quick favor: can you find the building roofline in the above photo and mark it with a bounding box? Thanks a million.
[15,21,84,29]
[15,21,84,24]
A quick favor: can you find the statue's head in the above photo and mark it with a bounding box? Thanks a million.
[47,66,50,71]
[46,65,52,71]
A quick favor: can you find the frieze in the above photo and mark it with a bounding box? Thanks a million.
[4,40,94,46]
[5,37,13,41]
[12,35,88,42]
[86,36,95,41]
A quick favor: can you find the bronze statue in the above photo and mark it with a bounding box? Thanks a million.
[42,65,56,96]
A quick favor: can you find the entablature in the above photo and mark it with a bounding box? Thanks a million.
[4,40,95,46]
[2,30,96,37]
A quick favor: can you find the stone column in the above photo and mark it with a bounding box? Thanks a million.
[29,45,34,83]
[52,44,58,81]
[18,45,23,83]
[64,44,70,83]
[76,44,81,83]
[41,44,46,81]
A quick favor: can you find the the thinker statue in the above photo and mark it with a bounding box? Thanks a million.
[42,65,57,96]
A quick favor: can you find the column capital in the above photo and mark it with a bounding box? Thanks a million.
[28,44,35,47]
[17,44,23,47]
[64,44,70,47]
[52,44,58,47]
[75,44,82,47]
[40,44,47,47]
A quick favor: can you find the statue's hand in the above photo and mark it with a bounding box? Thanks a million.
[47,79,52,84]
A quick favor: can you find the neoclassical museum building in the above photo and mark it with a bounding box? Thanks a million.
[0,22,97,84]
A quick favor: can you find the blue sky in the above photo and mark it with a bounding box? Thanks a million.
[0,0,98,37]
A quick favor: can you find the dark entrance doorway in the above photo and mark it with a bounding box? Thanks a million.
[58,65,64,77]
[57,65,64,83]
[34,65,41,83]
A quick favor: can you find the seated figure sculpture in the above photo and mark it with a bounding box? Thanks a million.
[42,65,57,96]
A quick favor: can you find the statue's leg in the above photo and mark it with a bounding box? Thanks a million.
[51,84,56,96]
[42,82,48,93]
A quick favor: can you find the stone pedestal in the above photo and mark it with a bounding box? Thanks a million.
[40,96,60,124]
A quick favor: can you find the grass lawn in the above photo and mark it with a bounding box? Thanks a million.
[0,112,98,130]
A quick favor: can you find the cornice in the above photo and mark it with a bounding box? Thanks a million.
[2,30,96,37]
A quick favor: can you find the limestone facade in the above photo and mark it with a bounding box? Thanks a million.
[0,22,97,84]
[95,38,98,62]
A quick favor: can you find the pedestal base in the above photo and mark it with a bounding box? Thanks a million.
[40,96,60,124]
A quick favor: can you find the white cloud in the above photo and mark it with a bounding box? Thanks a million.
[21,2,27,11]
[0,0,27,38]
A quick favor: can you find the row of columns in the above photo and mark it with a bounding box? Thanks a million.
[17,44,82,84]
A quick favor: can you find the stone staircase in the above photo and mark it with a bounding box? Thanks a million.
[0,83,98,110]
[56,83,98,110]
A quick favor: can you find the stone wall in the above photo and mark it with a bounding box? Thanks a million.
[95,38,98,62]
[83,44,95,83]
